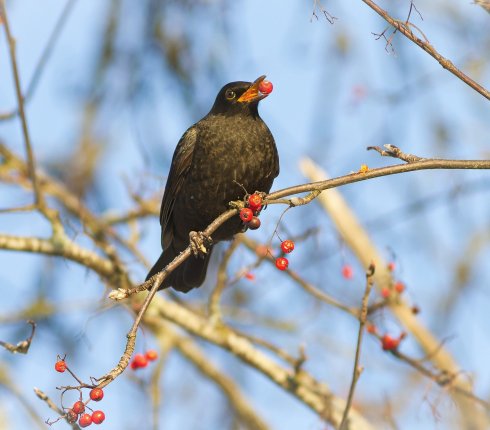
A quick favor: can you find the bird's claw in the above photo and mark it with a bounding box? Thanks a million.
[189,231,212,258]
[229,200,245,210]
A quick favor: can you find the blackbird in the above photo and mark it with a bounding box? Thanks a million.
[146,75,279,292]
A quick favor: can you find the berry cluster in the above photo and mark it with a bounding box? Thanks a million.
[275,239,295,271]
[130,349,159,370]
[239,194,264,230]
[53,357,106,427]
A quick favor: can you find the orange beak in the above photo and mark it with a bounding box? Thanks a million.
[237,75,268,103]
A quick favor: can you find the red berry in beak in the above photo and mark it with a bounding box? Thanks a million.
[258,80,273,95]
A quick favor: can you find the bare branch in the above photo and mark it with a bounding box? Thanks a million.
[268,156,490,202]
[0,0,78,121]
[0,1,43,206]
[300,157,488,427]
[340,265,375,430]
[0,234,117,280]
[33,388,80,429]
[151,295,376,430]
[361,0,490,100]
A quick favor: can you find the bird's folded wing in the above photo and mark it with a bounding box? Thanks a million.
[159,126,198,248]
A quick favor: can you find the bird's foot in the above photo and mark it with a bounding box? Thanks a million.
[189,231,212,258]
[229,200,245,210]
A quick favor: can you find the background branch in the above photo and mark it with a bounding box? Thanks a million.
[361,0,490,100]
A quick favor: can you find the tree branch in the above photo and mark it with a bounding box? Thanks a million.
[0,1,43,206]
[300,157,488,428]
[340,265,374,430]
[361,0,490,100]
[151,295,376,430]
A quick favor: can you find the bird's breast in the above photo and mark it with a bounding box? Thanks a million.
[181,115,277,221]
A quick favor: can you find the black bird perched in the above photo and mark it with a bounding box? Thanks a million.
[146,75,279,292]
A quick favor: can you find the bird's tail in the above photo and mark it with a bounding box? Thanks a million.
[145,247,213,293]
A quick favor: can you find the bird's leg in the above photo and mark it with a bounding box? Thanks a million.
[189,231,213,258]
[229,199,245,210]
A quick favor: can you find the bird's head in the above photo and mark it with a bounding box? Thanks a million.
[210,75,271,116]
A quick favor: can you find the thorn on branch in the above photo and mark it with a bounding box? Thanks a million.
[367,144,424,163]
[0,320,36,354]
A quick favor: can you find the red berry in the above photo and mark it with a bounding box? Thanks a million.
[72,401,85,415]
[130,361,139,370]
[55,360,67,373]
[239,208,253,223]
[79,413,92,427]
[280,240,295,254]
[394,281,405,294]
[381,334,400,351]
[341,264,353,279]
[91,410,105,425]
[387,262,396,271]
[132,353,148,369]
[366,323,377,334]
[275,257,289,271]
[90,388,104,402]
[66,409,78,423]
[145,350,158,361]
[247,216,261,230]
[258,80,273,95]
[248,193,263,210]
[244,272,255,281]
[381,287,390,298]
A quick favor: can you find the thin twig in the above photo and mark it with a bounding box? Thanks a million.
[339,264,375,430]
[0,0,78,120]
[0,1,43,206]
[33,387,80,429]
[367,144,423,163]
[267,157,490,202]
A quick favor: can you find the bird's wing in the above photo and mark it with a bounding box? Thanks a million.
[159,126,198,248]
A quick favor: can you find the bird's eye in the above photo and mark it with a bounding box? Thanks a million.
[225,89,236,100]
